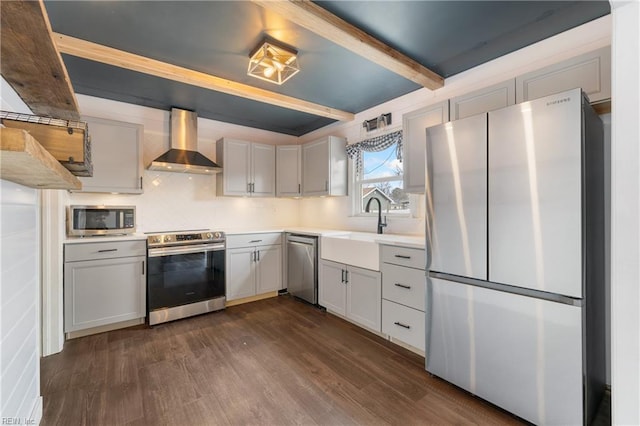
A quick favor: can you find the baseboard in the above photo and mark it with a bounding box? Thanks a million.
[226,291,278,307]
[65,318,145,339]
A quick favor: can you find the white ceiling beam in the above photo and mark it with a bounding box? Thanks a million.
[53,33,355,122]
[252,0,444,91]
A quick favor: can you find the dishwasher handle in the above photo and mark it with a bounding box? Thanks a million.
[286,234,317,246]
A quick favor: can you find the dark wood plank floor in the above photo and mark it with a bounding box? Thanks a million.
[41,296,524,425]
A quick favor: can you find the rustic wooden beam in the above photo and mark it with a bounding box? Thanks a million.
[0,0,80,120]
[53,33,355,122]
[252,0,444,91]
[0,128,82,190]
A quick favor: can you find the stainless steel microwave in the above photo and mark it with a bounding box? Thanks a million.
[67,205,136,237]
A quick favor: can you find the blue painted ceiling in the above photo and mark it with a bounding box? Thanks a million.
[44,1,610,136]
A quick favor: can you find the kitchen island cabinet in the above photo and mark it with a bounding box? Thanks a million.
[77,116,143,194]
[226,233,282,302]
[319,259,381,332]
[63,239,146,334]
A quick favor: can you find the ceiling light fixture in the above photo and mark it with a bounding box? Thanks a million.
[248,38,300,85]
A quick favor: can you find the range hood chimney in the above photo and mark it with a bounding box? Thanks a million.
[148,108,222,174]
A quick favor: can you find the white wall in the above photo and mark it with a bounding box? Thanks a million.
[610,1,640,424]
[67,94,302,233]
[297,15,611,236]
[0,78,43,424]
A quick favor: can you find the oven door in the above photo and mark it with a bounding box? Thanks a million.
[147,243,225,313]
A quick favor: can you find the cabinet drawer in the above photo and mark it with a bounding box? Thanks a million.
[65,240,146,262]
[226,232,282,249]
[381,245,426,269]
[382,300,425,351]
[382,263,425,311]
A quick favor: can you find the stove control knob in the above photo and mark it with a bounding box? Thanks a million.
[206,232,213,239]
[214,232,222,239]
[164,236,172,242]
[153,237,161,244]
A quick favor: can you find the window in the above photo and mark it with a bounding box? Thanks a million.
[352,142,411,216]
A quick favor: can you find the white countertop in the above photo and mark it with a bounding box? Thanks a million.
[64,233,147,244]
[224,227,425,249]
[63,228,425,249]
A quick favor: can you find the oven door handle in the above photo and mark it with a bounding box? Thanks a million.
[148,243,225,257]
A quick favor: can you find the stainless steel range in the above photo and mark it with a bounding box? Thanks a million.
[146,230,225,325]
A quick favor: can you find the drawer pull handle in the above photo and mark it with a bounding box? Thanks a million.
[97,249,118,253]
[249,240,263,243]
[394,283,411,290]
[394,322,411,330]
[394,255,411,259]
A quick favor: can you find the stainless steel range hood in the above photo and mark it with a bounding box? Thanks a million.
[148,108,222,174]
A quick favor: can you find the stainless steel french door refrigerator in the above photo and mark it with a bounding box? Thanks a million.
[424,88,606,425]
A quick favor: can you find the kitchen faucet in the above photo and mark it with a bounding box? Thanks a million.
[365,197,387,234]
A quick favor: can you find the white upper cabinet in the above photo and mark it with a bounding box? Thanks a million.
[402,100,449,194]
[216,138,275,197]
[251,143,276,196]
[302,136,347,197]
[516,47,611,104]
[276,145,302,197]
[78,116,143,194]
[450,80,516,120]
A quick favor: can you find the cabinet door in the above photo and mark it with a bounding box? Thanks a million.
[381,300,425,351]
[346,266,381,332]
[450,80,515,120]
[79,116,143,194]
[327,136,348,196]
[276,145,302,197]
[381,263,426,312]
[318,260,346,315]
[256,245,282,294]
[220,139,251,196]
[302,139,329,196]
[251,143,276,197]
[226,247,256,300]
[64,256,146,332]
[516,47,610,104]
[402,101,449,194]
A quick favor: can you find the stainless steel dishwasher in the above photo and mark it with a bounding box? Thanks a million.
[286,233,318,304]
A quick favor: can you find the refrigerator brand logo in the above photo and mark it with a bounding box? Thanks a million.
[546,97,571,106]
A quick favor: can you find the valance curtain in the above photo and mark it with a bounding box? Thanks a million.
[346,129,403,178]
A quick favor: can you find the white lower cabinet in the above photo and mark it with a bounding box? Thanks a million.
[380,245,426,351]
[319,259,381,332]
[64,240,146,333]
[226,233,282,301]
[382,300,425,350]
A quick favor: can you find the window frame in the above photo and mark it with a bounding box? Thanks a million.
[350,145,413,218]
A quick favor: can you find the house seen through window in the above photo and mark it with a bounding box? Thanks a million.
[355,143,410,215]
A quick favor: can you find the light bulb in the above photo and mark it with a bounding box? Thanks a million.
[263,67,276,78]
[272,60,285,72]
